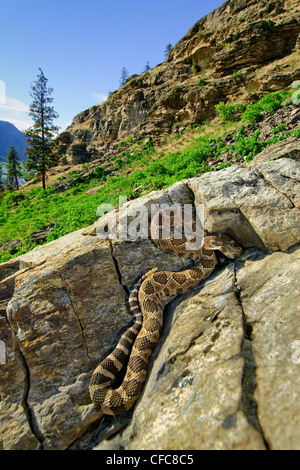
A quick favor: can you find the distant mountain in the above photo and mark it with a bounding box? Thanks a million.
[0,121,27,163]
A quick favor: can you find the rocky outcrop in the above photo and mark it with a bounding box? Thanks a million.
[52,0,300,166]
[29,224,56,244]
[169,0,300,75]
[1,239,24,253]
[0,157,299,450]
[97,246,300,451]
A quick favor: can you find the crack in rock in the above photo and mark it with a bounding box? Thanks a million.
[60,277,95,367]
[254,167,296,209]
[233,261,270,450]
[108,240,130,298]
[10,328,44,449]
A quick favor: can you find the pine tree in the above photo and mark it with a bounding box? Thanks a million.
[119,67,129,87]
[24,68,59,189]
[143,61,151,73]
[0,164,5,193]
[6,146,22,191]
[164,43,173,60]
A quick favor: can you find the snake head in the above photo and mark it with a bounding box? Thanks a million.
[204,233,243,259]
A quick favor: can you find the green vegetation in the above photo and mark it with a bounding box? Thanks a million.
[292,127,300,138]
[192,62,201,74]
[216,90,290,125]
[264,0,284,12]
[263,19,276,32]
[119,135,134,147]
[227,126,294,163]
[0,89,297,263]
[215,102,246,123]
[231,71,243,78]
[242,90,290,124]
[273,123,287,134]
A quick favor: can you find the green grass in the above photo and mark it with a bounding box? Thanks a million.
[0,89,297,263]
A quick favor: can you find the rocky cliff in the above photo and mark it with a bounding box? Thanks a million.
[0,149,299,449]
[52,0,300,167]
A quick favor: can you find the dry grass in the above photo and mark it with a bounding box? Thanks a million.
[20,162,86,192]
[254,50,300,80]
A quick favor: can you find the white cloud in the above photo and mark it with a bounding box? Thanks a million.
[4,117,32,131]
[0,97,29,113]
[0,96,32,131]
[91,93,108,104]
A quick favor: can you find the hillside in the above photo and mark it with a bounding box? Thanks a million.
[50,0,300,169]
[0,121,27,163]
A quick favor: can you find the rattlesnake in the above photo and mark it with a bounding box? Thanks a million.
[89,208,242,415]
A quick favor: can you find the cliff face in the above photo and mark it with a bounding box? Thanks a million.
[53,0,300,166]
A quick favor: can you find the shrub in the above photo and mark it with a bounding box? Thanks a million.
[215,102,246,122]
[173,85,182,93]
[263,19,276,31]
[192,62,201,74]
[114,157,123,169]
[292,127,300,137]
[219,161,232,169]
[231,71,242,78]
[241,102,263,124]
[242,90,289,124]
[119,136,134,147]
[234,128,264,160]
[273,123,287,134]
[259,90,289,113]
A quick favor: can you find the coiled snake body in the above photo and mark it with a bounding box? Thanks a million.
[89,208,242,415]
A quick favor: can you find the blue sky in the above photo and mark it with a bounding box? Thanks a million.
[0,0,224,132]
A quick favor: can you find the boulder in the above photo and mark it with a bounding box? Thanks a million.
[1,239,24,253]
[29,224,56,244]
[0,158,299,450]
[96,246,300,450]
